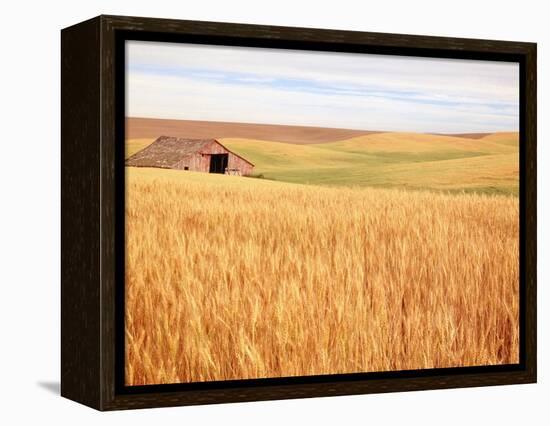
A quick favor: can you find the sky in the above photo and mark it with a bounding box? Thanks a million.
[126,40,519,133]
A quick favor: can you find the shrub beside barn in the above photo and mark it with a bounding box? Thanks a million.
[126,136,254,176]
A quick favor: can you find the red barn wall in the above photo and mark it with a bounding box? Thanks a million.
[173,154,205,171]
[228,154,254,176]
[172,140,254,175]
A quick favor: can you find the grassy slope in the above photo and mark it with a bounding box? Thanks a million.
[126,131,519,196]
[220,132,519,195]
[126,138,156,158]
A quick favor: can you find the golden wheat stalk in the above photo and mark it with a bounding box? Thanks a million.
[125,169,519,386]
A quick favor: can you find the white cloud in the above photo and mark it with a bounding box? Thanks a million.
[126,40,519,133]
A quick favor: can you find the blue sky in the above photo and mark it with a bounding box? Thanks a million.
[126,41,519,133]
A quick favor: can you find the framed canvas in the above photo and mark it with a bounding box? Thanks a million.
[61,15,537,411]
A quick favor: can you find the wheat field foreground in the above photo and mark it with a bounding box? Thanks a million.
[125,168,519,386]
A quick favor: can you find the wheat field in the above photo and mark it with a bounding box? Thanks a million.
[125,168,519,386]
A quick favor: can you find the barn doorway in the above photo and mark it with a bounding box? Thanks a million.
[209,154,228,174]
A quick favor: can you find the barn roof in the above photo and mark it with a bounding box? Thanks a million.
[125,136,254,168]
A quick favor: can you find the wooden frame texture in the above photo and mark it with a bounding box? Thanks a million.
[61,15,537,411]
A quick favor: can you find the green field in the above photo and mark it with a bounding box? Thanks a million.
[126,131,519,196]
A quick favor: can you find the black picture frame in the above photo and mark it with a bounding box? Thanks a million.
[61,15,537,411]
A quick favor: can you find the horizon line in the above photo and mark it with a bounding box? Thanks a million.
[126,116,519,136]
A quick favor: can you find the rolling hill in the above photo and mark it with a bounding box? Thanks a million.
[127,117,380,144]
[219,132,519,195]
[126,129,519,196]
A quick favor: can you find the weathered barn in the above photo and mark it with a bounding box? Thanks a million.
[125,136,254,176]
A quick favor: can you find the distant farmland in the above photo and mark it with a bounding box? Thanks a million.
[126,124,519,196]
[127,117,381,144]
